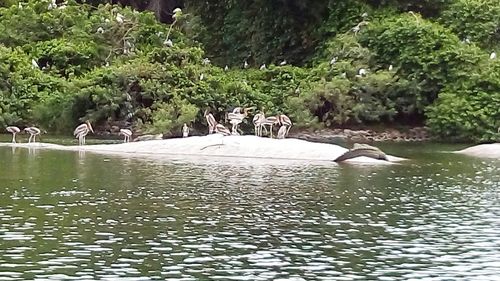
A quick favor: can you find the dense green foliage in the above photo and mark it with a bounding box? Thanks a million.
[0,0,499,141]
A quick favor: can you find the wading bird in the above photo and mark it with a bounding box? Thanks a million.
[243,60,249,69]
[277,114,292,136]
[253,113,266,137]
[204,110,217,134]
[182,123,189,138]
[490,52,497,60]
[388,64,393,71]
[260,64,266,70]
[261,116,279,138]
[119,128,132,143]
[279,60,287,66]
[214,124,231,136]
[73,121,94,145]
[227,108,251,134]
[6,126,20,143]
[224,65,229,71]
[24,127,41,143]
[277,125,287,139]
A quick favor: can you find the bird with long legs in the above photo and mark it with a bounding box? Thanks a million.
[277,114,293,137]
[204,110,217,134]
[228,107,251,135]
[261,116,279,138]
[119,128,132,143]
[24,127,41,143]
[73,121,94,145]
[6,126,20,143]
[252,113,266,137]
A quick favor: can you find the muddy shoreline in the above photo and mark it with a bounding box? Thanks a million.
[290,127,433,144]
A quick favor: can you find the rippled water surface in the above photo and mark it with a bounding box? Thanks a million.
[0,140,499,280]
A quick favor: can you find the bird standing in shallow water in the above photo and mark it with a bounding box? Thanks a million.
[24,127,41,143]
[73,121,94,145]
[119,129,132,143]
[6,126,20,143]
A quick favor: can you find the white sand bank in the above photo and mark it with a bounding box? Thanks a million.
[1,135,404,164]
[455,143,500,159]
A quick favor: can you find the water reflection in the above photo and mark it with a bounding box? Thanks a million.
[0,146,498,280]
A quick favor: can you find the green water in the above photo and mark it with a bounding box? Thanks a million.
[0,136,499,280]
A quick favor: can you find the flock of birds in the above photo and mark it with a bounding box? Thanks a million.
[204,107,292,139]
[3,107,292,146]
[4,122,132,145]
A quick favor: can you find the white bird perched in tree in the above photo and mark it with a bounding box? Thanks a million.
[200,73,204,80]
[277,125,287,139]
[31,59,39,69]
[119,128,132,143]
[172,8,182,19]
[6,126,21,143]
[48,0,57,10]
[24,127,41,143]
[204,110,217,134]
[279,60,287,66]
[202,58,211,65]
[164,38,173,47]
[260,64,266,70]
[182,123,189,138]
[18,2,22,9]
[243,60,249,69]
[341,72,347,78]
[97,27,104,34]
[388,64,393,71]
[490,52,497,60]
[116,13,125,24]
[356,68,368,77]
[361,12,368,18]
[224,65,229,71]
[352,21,368,35]
[73,121,94,146]
[330,57,337,65]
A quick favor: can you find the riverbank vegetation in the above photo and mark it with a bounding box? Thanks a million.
[0,0,498,141]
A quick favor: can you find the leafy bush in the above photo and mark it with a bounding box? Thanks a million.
[359,13,483,111]
[426,61,500,142]
[440,0,500,49]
